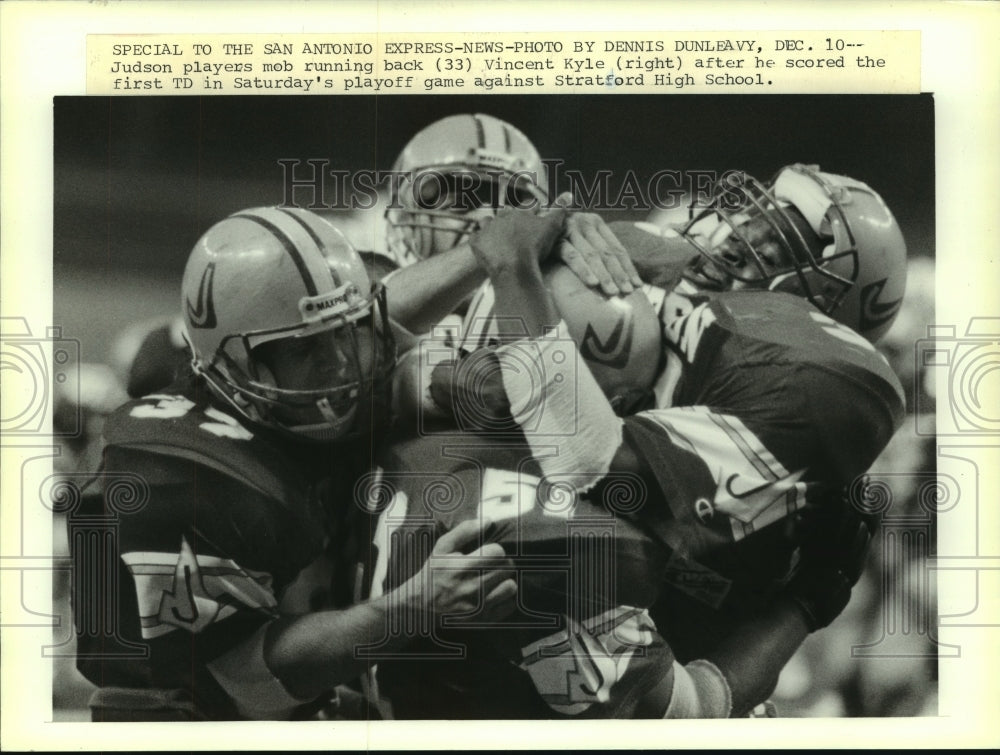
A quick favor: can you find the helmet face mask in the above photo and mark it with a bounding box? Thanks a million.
[681,164,906,342]
[214,287,395,441]
[182,207,397,442]
[386,114,548,266]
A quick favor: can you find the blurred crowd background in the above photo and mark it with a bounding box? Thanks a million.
[50,94,938,719]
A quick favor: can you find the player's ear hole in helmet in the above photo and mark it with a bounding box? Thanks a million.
[681,164,907,343]
[180,206,397,442]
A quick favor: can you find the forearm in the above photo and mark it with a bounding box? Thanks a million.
[385,241,486,333]
[705,596,809,717]
[490,261,623,491]
[488,261,561,342]
[263,591,414,701]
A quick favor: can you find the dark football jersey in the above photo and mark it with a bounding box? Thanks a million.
[622,289,905,658]
[73,375,363,719]
[458,216,905,663]
[362,433,675,719]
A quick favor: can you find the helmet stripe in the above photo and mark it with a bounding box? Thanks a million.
[232,212,319,296]
[277,207,342,287]
[502,124,512,154]
[472,114,486,149]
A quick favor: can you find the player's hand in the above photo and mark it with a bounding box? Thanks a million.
[784,478,879,631]
[428,349,515,431]
[469,204,567,279]
[410,519,517,622]
[555,193,643,296]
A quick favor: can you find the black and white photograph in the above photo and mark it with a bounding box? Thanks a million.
[49,94,939,723]
[2,2,999,751]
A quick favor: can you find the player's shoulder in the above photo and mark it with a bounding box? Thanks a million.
[709,291,885,358]
[103,376,305,504]
[707,290,904,408]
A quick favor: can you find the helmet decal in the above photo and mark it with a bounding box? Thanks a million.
[185,262,217,329]
[299,283,365,324]
[859,278,903,332]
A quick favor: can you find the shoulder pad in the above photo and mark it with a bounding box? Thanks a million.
[103,392,307,505]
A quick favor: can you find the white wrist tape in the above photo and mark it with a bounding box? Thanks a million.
[207,622,311,720]
[663,659,733,719]
[497,320,623,493]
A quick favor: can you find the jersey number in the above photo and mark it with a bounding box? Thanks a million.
[130,395,254,440]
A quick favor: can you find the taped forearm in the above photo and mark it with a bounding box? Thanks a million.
[497,320,623,492]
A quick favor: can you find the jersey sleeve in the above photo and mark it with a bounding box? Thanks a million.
[618,406,822,612]
[75,442,327,717]
[113,445,320,643]
[606,219,699,291]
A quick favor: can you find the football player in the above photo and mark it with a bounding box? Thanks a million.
[71,207,517,721]
[366,237,869,719]
[364,255,681,718]
[381,113,641,337]
[385,112,549,269]
[105,246,401,402]
[399,164,905,716]
[103,114,635,404]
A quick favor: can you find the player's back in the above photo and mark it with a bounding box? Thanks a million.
[630,290,905,659]
[664,289,904,484]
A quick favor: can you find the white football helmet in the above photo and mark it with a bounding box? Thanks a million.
[681,164,907,342]
[181,207,396,441]
[385,113,549,266]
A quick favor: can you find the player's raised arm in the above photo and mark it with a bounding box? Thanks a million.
[385,194,643,336]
